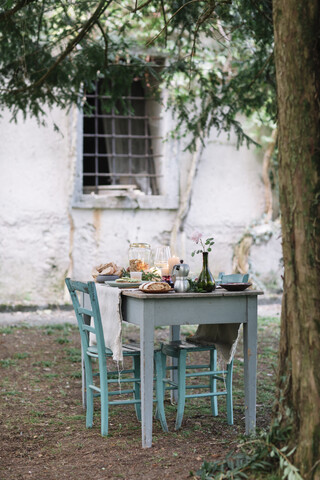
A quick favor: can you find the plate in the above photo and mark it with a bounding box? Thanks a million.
[105,281,142,289]
[96,275,119,283]
[220,282,252,291]
[140,288,174,294]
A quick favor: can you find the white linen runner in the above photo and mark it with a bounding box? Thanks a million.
[95,284,123,363]
[186,323,241,364]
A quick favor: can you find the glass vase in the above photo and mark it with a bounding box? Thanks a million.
[196,252,215,292]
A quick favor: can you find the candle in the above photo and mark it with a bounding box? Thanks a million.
[161,266,169,276]
[168,256,180,275]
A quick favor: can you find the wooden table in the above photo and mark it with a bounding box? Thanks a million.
[121,289,263,448]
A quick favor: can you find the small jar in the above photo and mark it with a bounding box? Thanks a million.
[128,243,152,271]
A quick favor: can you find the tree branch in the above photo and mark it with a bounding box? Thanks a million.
[160,0,167,46]
[5,0,114,95]
[146,0,200,47]
[170,136,204,253]
[0,0,37,22]
[246,51,274,90]
[97,20,109,68]
[131,0,153,12]
[262,127,277,221]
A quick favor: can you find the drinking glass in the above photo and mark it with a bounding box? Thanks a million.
[154,246,171,274]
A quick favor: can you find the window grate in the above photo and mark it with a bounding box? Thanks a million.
[82,80,161,195]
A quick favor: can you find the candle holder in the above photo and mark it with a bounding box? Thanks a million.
[161,275,174,288]
[154,246,171,275]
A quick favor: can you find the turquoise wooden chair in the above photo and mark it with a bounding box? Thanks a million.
[65,278,141,436]
[154,342,233,432]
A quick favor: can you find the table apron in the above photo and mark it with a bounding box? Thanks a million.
[122,295,251,327]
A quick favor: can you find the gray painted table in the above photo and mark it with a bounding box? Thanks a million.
[121,289,263,448]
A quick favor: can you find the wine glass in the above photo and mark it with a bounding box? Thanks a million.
[154,246,171,275]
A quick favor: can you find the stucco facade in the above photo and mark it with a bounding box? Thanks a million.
[0,104,283,306]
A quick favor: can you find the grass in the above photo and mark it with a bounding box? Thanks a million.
[0,315,280,480]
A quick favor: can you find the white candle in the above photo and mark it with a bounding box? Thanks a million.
[168,256,180,275]
[161,266,169,276]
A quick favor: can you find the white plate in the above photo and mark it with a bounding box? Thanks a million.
[105,280,143,289]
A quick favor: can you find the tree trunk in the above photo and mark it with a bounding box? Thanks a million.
[273,1,320,478]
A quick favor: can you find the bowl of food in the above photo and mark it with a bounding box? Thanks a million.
[92,262,122,283]
[96,274,119,283]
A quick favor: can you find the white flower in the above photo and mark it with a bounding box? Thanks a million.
[191,231,203,244]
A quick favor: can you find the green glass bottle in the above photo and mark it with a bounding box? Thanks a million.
[196,252,216,292]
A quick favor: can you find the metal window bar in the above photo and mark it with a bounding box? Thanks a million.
[83,153,163,158]
[83,134,161,139]
[128,95,132,184]
[144,97,148,179]
[86,114,162,120]
[94,90,99,190]
[83,173,158,179]
[111,102,116,185]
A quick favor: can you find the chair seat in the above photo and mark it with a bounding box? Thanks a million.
[162,341,217,355]
[87,345,141,356]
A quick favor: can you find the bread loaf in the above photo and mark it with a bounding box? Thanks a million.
[139,282,171,292]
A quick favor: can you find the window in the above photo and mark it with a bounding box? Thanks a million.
[82,79,161,196]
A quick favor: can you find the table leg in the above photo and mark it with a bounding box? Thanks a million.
[140,303,155,448]
[170,326,180,402]
[243,296,258,434]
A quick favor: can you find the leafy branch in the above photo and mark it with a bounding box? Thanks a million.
[7,0,114,95]
[195,425,303,480]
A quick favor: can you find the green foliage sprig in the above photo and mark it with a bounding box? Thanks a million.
[194,423,303,480]
[187,279,208,293]
[191,232,215,257]
[121,268,161,282]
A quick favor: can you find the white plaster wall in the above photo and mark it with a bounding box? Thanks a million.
[177,133,266,278]
[70,209,175,281]
[249,220,283,292]
[0,106,179,305]
[0,108,72,305]
[0,103,282,306]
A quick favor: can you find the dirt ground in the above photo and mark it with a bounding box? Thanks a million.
[0,314,280,480]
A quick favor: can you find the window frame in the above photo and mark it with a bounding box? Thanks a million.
[71,92,179,210]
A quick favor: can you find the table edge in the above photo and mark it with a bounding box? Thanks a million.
[121,289,264,299]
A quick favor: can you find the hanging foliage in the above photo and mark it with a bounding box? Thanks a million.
[0,0,274,148]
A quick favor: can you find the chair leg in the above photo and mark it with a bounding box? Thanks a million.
[210,349,218,417]
[155,350,169,432]
[155,351,168,421]
[226,360,234,425]
[133,355,141,421]
[175,349,187,430]
[85,357,94,429]
[99,360,109,436]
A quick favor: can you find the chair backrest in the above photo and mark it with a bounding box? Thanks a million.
[65,278,106,357]
[220,273,249,283]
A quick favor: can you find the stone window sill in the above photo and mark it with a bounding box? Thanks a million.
[72,192,178,210]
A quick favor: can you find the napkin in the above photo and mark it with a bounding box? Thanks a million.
[186,323,241,364]
[94,283,123,363]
